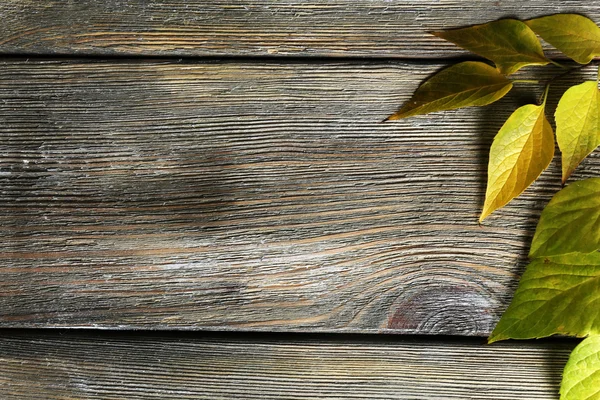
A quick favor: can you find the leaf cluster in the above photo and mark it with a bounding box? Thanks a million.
[386,14,600,400]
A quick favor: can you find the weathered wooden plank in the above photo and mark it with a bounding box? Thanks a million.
[0,332,576,399]
[2,60,598,333]
[1,1,599,58]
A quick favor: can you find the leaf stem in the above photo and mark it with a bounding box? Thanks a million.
[508,63,600,106]
[549,59,569,69]
[540,83,550,106]
[512,79,540,84]
[511,64,588,89]
[543,64,586,85]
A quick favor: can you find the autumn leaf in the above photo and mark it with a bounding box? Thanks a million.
[529,178,600,258]
[432,19,549,75]
[526,14,600,64]
[480,89,554,221]
[555,81,600,183]
[489,252,600,343]
[561,335,600,400]
[385,61,512,120]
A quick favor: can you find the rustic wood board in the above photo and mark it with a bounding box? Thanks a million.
[1,1,599,58]
[0,332,576,399]
[2,60,598,333]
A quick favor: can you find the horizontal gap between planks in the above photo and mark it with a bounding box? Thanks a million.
[0,52,541,65]
[0,328,580,346]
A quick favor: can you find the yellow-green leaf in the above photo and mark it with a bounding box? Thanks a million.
[489,252,600,343]
[561,335,600,400]
[480,99,554,221]
[432,19,549,75]
[526,14,600,64]
[530,178,600,258]
[386,61,512,120]
[555,81,600,183]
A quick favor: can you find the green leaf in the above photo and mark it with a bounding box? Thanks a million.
[529,177,600,258]
[432,19,549,75]
[385,61,512,120]
[526,14,600,64]
[561,335,600,400]
[555,81,600,183]
[489,252,600,343]
[480,93,554,222]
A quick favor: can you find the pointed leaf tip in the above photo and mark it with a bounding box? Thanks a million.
[434,19,549,75]
[555,81,600,183]
[480,103,554,221]
[526,14,600,64]
[386,61,512,121]
[529,178,600,258]
[489,252,600,343]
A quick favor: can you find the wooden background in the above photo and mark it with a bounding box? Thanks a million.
[1,1,596,398]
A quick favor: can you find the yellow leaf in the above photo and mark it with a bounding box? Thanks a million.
[526,14,600,64]
[433,19,549,75]
[555,81,600,183]
[480,92,554,221]
[385,61,512,121]
[561,335,600,400]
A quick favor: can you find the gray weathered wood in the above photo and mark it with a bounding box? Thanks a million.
[0,332,576,399]
[2,60,598,333]
[1,1,599,58]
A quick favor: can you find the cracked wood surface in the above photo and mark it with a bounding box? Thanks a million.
[0,332,576,399]
[1,1,599,58]
[0,2,587,398]
[3,60,598,333]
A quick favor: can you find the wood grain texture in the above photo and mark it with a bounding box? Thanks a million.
[0,332,577,399]
[1,1,599,58]
[2,60,600,333]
